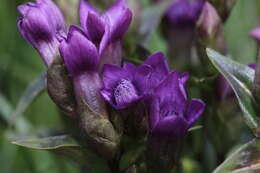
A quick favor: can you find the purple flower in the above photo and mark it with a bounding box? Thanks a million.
[146,71,205,172]
[166,0,205,27]
[100,52,169,109]
[59,26,105,114]
[217,63,256,100]
[79,0,132,67]
[149,71,205,137]
[17,0,66,66]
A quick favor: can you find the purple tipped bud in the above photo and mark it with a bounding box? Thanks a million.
[166,0,205,27]
[17,0,66,66]
[197,2,221,38]
[207,0,236,21]
[249,28,260,43]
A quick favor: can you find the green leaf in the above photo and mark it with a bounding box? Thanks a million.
[10,134,110,172]
[10,71,46,125]
[206,48,260,136]
[0,93,13,123]
[10,134,79,150]
[213,139,260,173]
[0,93,32,133]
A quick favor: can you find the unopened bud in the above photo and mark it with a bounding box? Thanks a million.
[207,0,237,22]
[197,2,221,39]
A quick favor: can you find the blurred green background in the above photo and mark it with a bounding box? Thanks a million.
[1,0,260,173]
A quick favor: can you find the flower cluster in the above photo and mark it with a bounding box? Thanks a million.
[17,0,205,170]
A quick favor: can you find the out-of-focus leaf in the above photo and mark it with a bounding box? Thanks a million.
[0,93,13,123]
[10,134,110,172]
[11,134,78,150]
[0,93,32,133]
[213,139,260,173]
[139,0,174,46]
[56,0,79,25]
[206,48,260,137]
[11,71,46,125]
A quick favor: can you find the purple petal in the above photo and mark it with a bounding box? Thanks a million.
[133,65,152,94]
[152,116,189,137]
[185,99,205,127]
[79,0,98,29]
[59,26,99,76]
[104,0,132,42]
[155,71,187,109]
[102,64,130,89]
[86,11,105,45]
[144,52,169,90]
[148,95,160,130]
[249,27,260,42]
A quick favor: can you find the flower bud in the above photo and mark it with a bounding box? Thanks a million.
[195,2,226,71]
[59,26,120,159]
[207,0,237,22]
[196,2,221,39]
[166,0,205,27]
[17,0,66,66]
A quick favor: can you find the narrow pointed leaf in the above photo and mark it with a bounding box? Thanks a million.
[213,139,260,173]
[11,134,79,150]
[10,134,110,172]
[11,71,46,124]
[0,93,32,133]
[206,48,259,136]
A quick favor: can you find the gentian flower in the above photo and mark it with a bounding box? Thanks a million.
[17,0,66,66]
[100,52,169,110]
[79,0,132,67]
[166,0,205,27]
[59,26,121,159]
[146,71,205,172]
[100,52,169,135]
[59,26,105,114]
[217,64,256,100]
